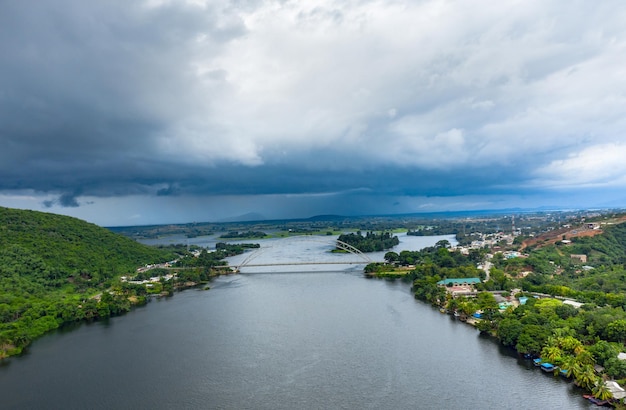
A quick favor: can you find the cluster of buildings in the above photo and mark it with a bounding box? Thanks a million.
[120,273,176,287]
[135,260,177,273]
[456,231,516,253]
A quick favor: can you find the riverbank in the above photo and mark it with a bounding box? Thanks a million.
[414,279,626,405]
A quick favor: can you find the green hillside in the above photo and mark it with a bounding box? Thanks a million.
[0,207,177,358]
[513,221,626,298]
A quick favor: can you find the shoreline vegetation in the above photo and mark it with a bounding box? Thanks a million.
[0,207,258,359]
[0,249,246,359]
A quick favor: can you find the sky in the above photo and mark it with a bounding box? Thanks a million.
[1,0,626,226]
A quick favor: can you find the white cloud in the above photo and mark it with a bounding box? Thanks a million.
[532,143,626,189]
[155,0,626,171]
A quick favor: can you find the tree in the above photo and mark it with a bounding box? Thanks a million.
[476,292,498,311]
[605,357,626,379]
[592,380,612,401]
[384,252,399,264]
[476,319,494,333]
[458,299,478,319]
[606,319,626,344]
[541,345,563,363]
[574,364,597,390]
[337,231,399,253]
[559,336,584,356]
[468,248,486,264]
[559,355,578,378]
[487,268,509,290]
[496,318,523,347]
[399,250,416,266]
[516,325,550,355]
[555,303,578,320]
[588,340,619,366]
[446,297,460,314]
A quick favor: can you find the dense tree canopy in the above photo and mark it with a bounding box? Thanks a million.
[337,231,399,252]
[0,207,180,358]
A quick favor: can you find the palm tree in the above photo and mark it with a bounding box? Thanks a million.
[545,336,559,348]
[557,354,577,377]
[567,359,583,380]
[560,336,584,356]
[576,349,595,366]
[592,380,613,401]
[552,327,576,338]
[541,345,562,363]
[575,364,598,391]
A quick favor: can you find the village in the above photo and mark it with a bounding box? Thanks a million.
[429,217,626,406]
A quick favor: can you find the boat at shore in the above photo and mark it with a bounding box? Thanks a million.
[582,394,610,407]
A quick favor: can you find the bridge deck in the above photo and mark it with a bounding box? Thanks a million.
[241,261,370,267]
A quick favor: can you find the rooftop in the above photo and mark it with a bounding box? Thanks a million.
[437,278,481,286]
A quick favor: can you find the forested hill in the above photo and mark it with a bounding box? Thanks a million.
[0,207,177,358]
[0,207,174,281]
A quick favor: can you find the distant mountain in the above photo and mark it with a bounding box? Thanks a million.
[305,214,351,222]
[217,212,267,223]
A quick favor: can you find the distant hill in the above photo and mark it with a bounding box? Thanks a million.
[217,212,267,223]
[305,214,350,222]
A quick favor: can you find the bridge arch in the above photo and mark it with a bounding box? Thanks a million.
[234,235,372,271]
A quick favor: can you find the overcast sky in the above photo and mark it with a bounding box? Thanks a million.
[1,0,626,226]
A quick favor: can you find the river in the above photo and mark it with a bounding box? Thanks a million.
[0,234,594,409]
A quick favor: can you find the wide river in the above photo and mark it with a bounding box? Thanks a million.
[0,234,594,409]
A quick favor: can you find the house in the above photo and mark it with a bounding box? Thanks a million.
[563,300,583,309]
[570,254,587,264]
[438,278,482,297]
[437,278,481,286]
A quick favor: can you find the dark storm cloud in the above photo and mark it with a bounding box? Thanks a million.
[156,184,181,197]
[58,193,80,208]
[1,0,626,222]
[42,192,80,208]
[0,0,245,200]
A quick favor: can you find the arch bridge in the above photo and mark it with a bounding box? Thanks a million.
[233,235,373,272]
